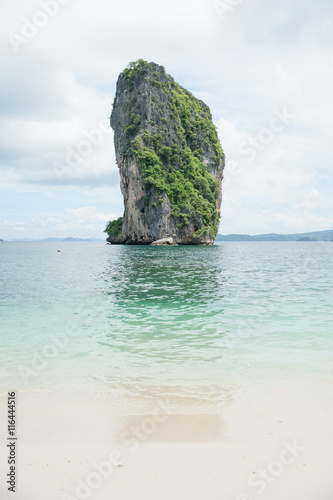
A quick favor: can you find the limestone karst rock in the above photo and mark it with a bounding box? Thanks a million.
[105,60,224,245]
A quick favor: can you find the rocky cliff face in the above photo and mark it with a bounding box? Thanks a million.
[107,60,224,245]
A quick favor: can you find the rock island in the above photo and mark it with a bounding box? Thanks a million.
[105,60,225,245]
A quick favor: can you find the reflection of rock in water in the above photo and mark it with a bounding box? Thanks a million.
[102,246,226,306]
[96,246,228,378]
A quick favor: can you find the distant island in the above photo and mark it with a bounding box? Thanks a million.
[216,229,333,242]
[7,237,103,242]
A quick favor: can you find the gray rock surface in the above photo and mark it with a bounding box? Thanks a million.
[150,237,177,246]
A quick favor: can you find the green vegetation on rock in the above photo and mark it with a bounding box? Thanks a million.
[104,217,123,238]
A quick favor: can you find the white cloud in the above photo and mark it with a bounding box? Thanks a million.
[65,206,115,225]
[0,206,117,240]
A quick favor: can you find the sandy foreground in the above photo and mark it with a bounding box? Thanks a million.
[1,378,333,500]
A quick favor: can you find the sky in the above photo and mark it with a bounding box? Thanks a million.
[1,0,333,240]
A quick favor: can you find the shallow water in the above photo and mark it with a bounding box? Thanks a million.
[1,241,332,410]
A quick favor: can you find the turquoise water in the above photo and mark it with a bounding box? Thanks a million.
[0,241,332,402]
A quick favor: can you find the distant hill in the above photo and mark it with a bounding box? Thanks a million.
[43,237,103,242]
[8,237,103,242]
[216,230,333,242]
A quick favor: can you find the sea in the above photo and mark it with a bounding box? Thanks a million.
[1,241,332,414]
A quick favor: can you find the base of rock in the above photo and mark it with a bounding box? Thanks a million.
[106,236,215,245]
[150,237,178,246]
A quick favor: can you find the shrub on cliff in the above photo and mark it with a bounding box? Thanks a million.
[104,217,123,238]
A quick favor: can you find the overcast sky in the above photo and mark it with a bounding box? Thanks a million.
[1,0,332,239]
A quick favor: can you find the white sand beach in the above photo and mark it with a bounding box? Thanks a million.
[1,377,332,500]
